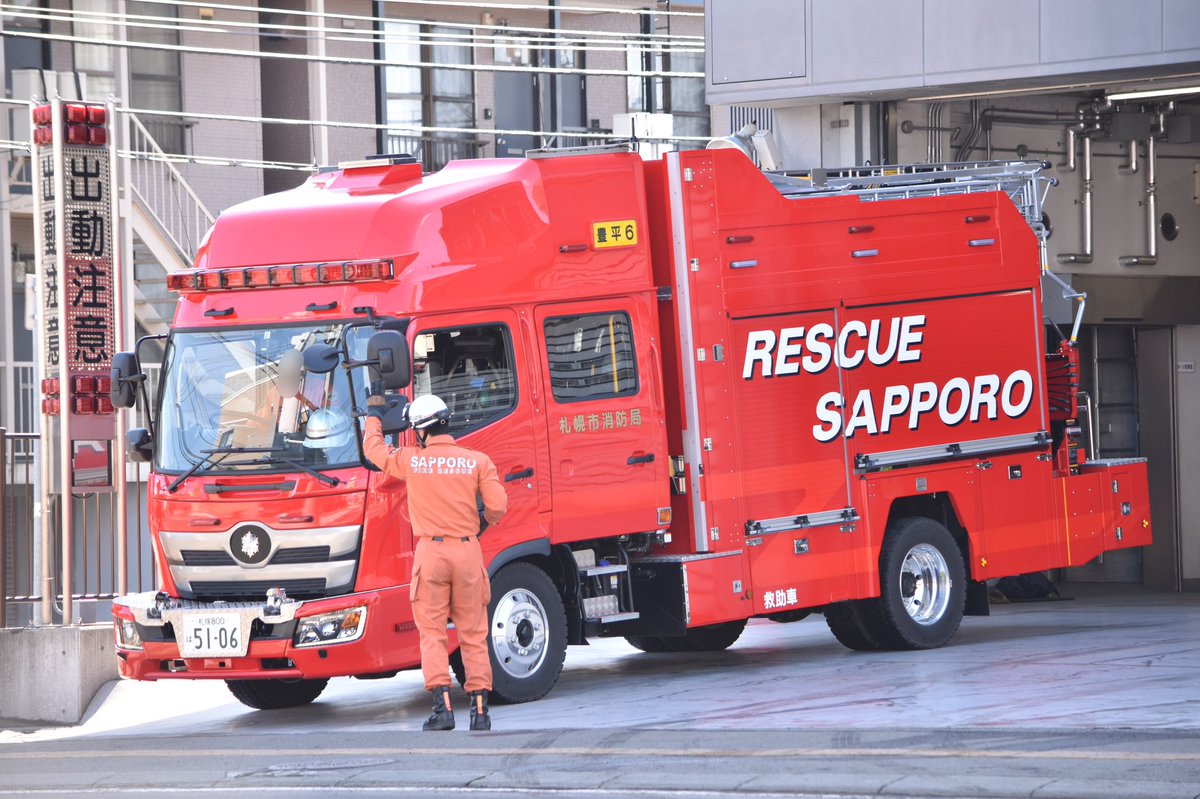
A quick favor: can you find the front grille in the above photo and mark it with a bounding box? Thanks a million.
[181,550,235,566]
[270,546,331,564]
[189,579,327,601]
[181,546,333,566]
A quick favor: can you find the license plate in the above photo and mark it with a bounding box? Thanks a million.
[178,612,244,658]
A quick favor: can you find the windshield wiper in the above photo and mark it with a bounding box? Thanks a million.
[252,455,341,487]
[166,444,288,493]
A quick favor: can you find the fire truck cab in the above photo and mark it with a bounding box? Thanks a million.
[110,145,1151,709]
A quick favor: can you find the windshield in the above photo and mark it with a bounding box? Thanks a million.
[155,323,373,474]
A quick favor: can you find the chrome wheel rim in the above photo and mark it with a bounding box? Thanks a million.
[490,588,548,679]
[899,543,951,625]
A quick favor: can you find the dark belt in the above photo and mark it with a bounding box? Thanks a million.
[429,535,476,542]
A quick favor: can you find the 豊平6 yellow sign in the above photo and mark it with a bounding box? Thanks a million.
[592,219,638,249]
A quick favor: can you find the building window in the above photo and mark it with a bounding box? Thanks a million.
[73,0,184,153]
[543,313,638,403]
[626,45,709,142]
[381,22,479,171]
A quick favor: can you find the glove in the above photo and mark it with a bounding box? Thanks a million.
[365,395,389,420]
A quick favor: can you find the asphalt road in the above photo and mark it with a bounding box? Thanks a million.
[2,585,1199,799]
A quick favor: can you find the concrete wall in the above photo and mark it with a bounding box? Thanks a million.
[706,0,1200,106]
[322,0,375,164]
[765,96,1200,289]
[0,625,115,724]
[1178,326,1200,588]
[177,0,264,213]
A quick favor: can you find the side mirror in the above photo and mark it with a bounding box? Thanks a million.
[125,428,153,463]
[110,352,144,409]
[303,343,340,374]
[367,330,411,390]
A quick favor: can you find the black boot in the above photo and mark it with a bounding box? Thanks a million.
[469,690,491,731]
[422,687,455,731]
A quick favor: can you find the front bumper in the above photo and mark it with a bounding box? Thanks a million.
[112,586,422,681]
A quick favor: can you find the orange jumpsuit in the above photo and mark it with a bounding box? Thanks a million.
[362,417,507,692]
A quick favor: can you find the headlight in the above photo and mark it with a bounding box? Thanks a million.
[293,607,367,648]
[115,618,143,650]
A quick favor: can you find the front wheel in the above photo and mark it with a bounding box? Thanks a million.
[225,678,329,709]
[486,562,568,704]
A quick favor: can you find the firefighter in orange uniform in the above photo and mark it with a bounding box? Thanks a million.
[361,393,506,731]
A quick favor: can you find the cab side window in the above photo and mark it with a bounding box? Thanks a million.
[543,312,638,402]
[412,324,517,435]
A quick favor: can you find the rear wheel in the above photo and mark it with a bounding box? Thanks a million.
[486,562,568,704]
[225,678,329,709]
[824,601,887,651]
[625,619,747,653]
[861,517,966,650]
[624,635,684,653]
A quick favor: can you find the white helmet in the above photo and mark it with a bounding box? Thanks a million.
[407,394,450,430]
[304,408,352,448]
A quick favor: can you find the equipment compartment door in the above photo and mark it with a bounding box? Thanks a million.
[535,298,669,543]
[407,309,546,556]
[728,309,858,610]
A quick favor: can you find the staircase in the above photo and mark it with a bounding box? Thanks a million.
[124,113,215,334]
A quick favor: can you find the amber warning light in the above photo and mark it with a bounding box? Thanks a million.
[167,259,394,293]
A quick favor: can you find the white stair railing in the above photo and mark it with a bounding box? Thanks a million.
[122,113,215,270]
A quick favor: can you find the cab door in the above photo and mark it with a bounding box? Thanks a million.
[407,310,546,554]
[535,298,669,543]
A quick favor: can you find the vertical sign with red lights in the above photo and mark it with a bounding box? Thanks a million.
[32,99,118,491]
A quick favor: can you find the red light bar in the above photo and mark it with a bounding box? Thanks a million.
[73,395,97,415]
[96,396,114,414]
[32,105,52,126]
[245,267,271,287]
[66,124,90,145]
[64,104,89,124]
[166,260,394,294]
[166,272,197,292]
[317,263,345,282]
[41,398,61,416]
[88,127,108,146]
[218,270,246,289]
[294,265,319,284]
[41,378,60,396]
[96,375,112,394]
[73,375,97,394]
[87,106,107,126]
[33,127,52,145]
[344,260,393,280]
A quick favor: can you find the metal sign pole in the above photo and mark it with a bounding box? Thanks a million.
[110,98,127,596]
[52,96,73,626]
[30,99,54,625]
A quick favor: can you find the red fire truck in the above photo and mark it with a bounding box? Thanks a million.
[110,145,1152,710]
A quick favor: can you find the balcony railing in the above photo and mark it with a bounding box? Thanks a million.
[384,133,488,172]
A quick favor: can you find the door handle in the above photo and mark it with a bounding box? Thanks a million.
[505,467,534,483]
[626,453,656,466]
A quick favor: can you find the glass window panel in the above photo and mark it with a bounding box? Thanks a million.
[386,98,422,127]
[413,325,517,436]
[433,100,473,130]
[543,313,638,403]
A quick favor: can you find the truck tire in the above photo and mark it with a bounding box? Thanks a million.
[861,516,966,650]
[625,619,747,653]
[624,635,685,653]
[225,678,329,709]
[678,619,747,651]
[486,562,567,704]
[824,600,887,651]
